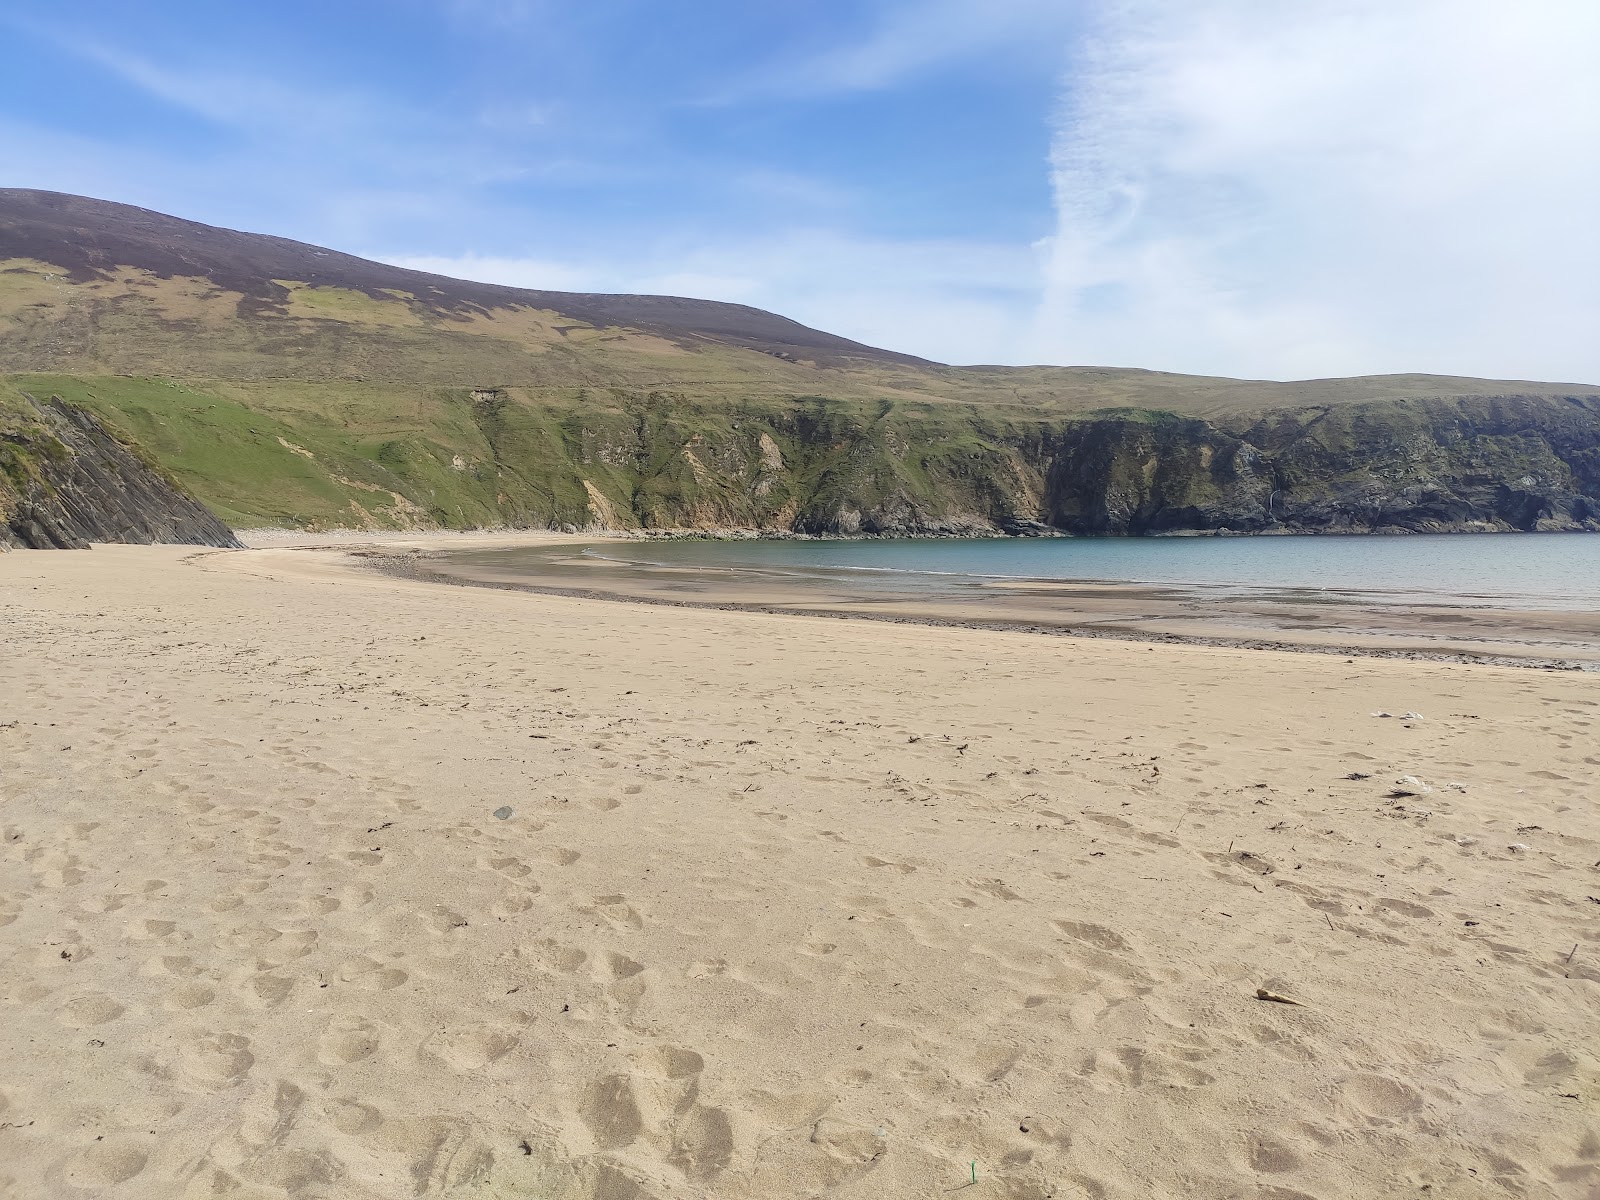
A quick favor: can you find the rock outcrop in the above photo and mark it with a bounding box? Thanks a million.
[1,395,242,550]
[1037,395,1600,535]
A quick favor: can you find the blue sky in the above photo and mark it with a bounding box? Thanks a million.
[4,1,1598,381]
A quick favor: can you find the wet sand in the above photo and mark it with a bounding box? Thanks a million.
[380,540,1600,669]
[1,537,1598,1198]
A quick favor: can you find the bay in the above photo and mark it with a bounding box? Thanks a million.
[570,532,1600,611]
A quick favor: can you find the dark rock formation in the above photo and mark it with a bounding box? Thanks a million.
[1035,396,1600,536]
[1043,413,1272,534]
[1,395,242,550]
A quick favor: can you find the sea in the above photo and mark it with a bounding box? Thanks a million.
[537,532,1600,611]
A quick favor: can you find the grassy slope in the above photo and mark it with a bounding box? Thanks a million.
[4,255,1598,531]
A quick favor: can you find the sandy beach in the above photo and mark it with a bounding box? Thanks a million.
[2,537,1598,1199]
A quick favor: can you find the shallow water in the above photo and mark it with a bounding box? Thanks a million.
[565,532,1600,610]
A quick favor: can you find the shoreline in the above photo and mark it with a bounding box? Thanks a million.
[351,538,1600,671]
[233,523,1600,546]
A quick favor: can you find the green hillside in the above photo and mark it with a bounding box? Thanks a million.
[4,190,1599,539]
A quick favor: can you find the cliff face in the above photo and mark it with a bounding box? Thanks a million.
[534,393,1600,538]
[597,393,1600,537]
[0,394,242,550]
[1036,395,1600,536]
[17,378,1598,541]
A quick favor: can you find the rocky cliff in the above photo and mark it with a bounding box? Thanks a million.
[493,391,1600,538]
[555,392,1600,537]
[1040,395,1600,535]
[10,378,1598,542]
[1,394,242,550]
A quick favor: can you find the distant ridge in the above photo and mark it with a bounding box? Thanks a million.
[0,188,929,367]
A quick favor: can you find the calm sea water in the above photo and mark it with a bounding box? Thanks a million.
[575,533,1600,610]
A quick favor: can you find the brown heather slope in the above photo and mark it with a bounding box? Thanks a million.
[4,188,1594,415]
[0,189,926,368]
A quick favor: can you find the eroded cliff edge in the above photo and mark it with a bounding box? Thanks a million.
[1,394,242,550]
[9,381,1600,541]
[482,390,1600,537]
[1042,394,1600,535]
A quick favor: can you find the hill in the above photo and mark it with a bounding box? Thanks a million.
[3,189,1599,538]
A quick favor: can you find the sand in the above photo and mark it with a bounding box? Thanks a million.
[1,538,1597,1199]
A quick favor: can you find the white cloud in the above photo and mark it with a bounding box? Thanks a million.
[706,0,1079,102]
[38,35,368,137]
[1032,0,1600,382]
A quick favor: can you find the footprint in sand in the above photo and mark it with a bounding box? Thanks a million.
[604,952,645,979]
[424,906,471,934]
[668,1102,734,1181]
[219,924,285,952]
[143,953,202,978]
[971,1043,1024,1082]
[164,982,216,1010]
[803,1118,885,1186]
[1341,1073,1424,1119]
[520,939,588,973]
[585,896,645,930]
[57,994,125,1027]
[863,856,915,874]
[484,855,532,879]
[337,956,408,991]
[421,1025,520,1072]
[255,929,318,966]
[970,878,1023,901]
[641,1045,705,1080]
[61,1141,148,1187]
[318,1017,380,1066]
[578,1074,644,1149]
[242,972,295,1007]
[324,1098,384,1135]
[492,889,541,917]
[128,918,180,940]
[1052,919,1133,953]
[32,850,86,888]
[1238,1134,1303,1174]
[1373,898,1434,919]
[179,1032,255,1090]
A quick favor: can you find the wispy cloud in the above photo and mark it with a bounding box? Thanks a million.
[9,20,359,137]
[1032,0,1600,382]
[706,0,1080,102]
